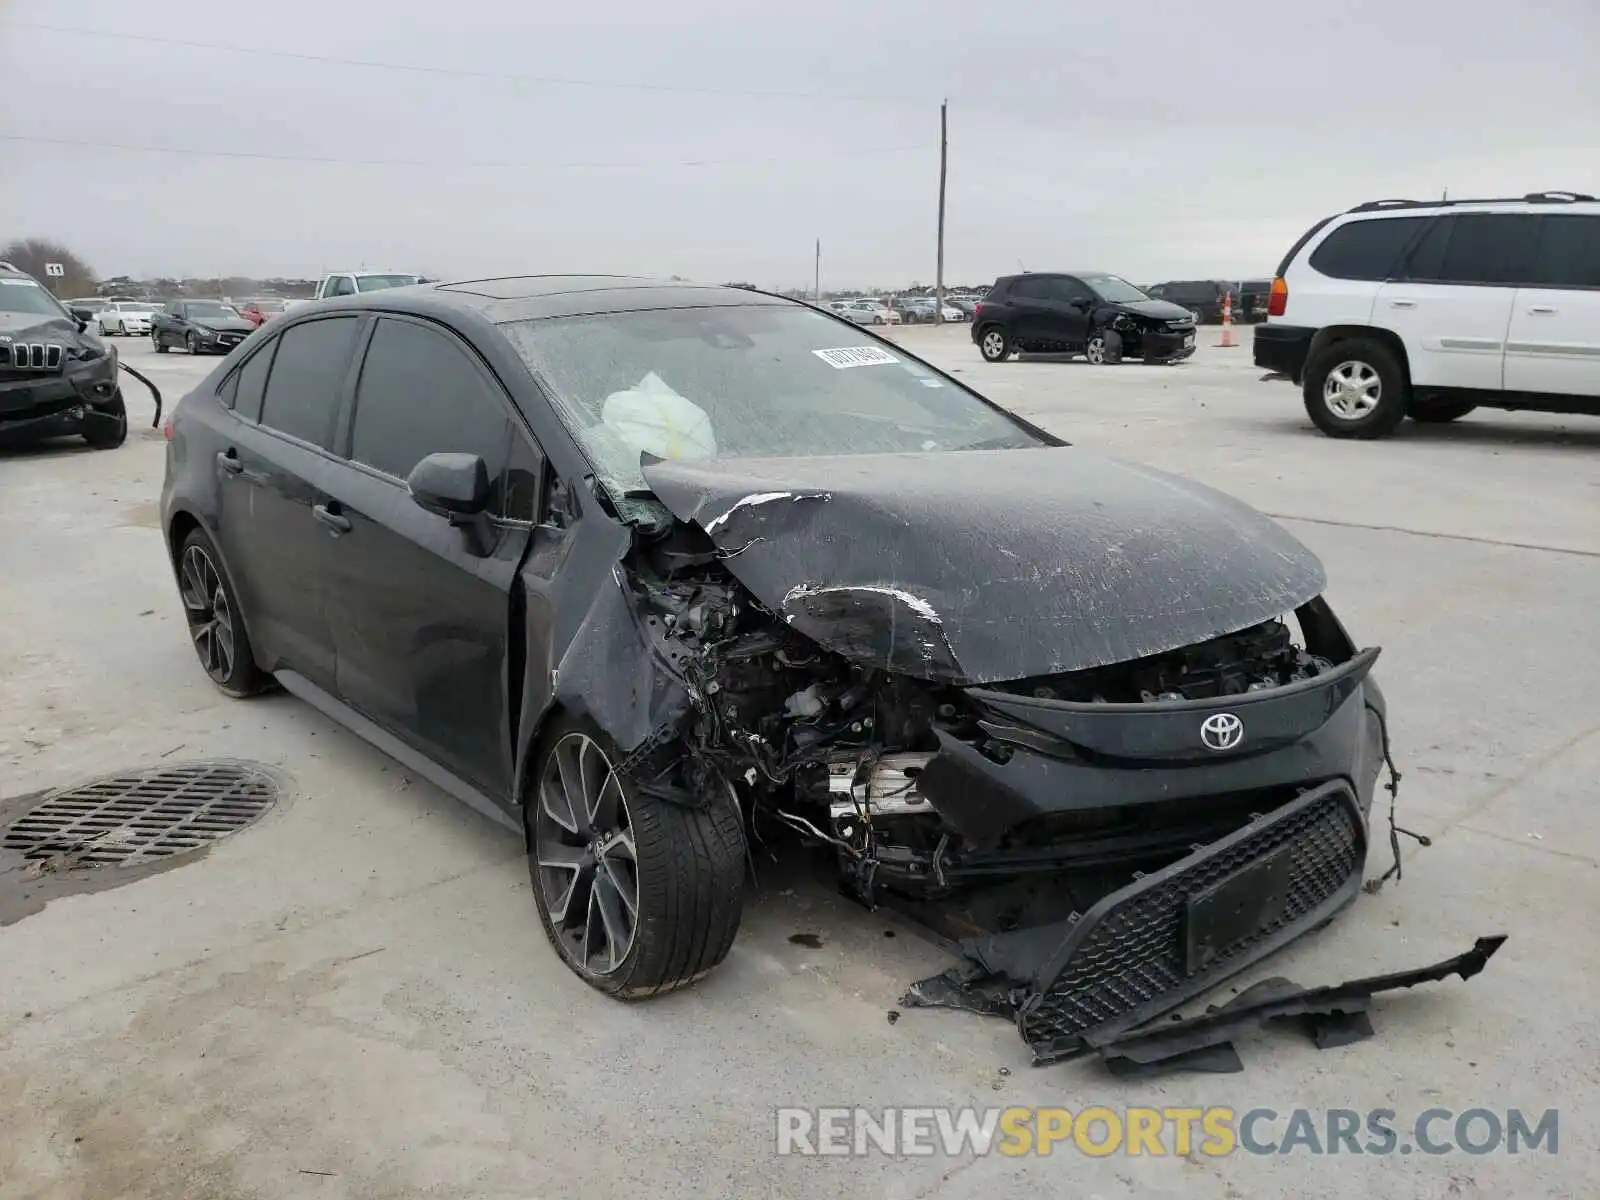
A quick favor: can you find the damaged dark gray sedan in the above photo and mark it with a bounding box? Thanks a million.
[160,276,1446,1058]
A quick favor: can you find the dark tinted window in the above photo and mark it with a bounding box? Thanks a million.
[233,340,276,422]
[1434,214,1538,284]
[1051,277,1095,303]
[350,317,513,492]
[258,316,359,447]
[503,433,544,522]
[1529,215,1600,288]
[1008,276,1051,299]
[1308,216,1430,280]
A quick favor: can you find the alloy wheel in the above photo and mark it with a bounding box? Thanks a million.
[981,330,1006,360]
[534,733,639,977]
[1085,336,1108,365]
[178,544,236,683]
[1323,360,1381,418]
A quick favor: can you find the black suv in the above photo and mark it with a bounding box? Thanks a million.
[0,261,127,449]
[1145,279,1234,324]
[973,272,1197,364]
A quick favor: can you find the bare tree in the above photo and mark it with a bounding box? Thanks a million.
[0,238,97,296]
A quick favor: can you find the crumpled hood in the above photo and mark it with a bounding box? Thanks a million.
[642,447,1326,684]
[0,312,80,340]
[1115,299,1193,322]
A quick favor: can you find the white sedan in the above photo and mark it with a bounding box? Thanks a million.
[97,301,159,337]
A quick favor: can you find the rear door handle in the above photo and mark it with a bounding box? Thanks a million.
[216,449,243,475]
[1388,299,1417,309]
[1528,305,1557,314]
[312,504,352,534]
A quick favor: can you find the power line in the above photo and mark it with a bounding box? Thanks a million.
[0,132,926,171]
[11,21,931,105]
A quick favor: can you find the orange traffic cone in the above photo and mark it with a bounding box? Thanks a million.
[1216,291,1238,347]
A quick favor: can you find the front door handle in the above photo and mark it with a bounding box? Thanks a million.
[1528,305,1557,314]
[1388,299,1417,309]
[216,449,243,475]
[312,504,352,534]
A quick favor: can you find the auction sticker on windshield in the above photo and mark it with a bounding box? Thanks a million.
[813,346,900,369]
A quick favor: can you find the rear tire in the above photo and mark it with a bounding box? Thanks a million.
[1409,397,1477,424]
[527,715,746,998]
[1303,339,1408,439]
[978,326,1011,362]
[175,527,269,697]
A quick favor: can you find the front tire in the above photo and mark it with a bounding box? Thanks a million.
[185,333,200,355]
[82,391,127,450]
[1409,397,1477,424]
[978,326,1011,362]
[527,716,746,998]
[175,527,269,697]
[1084,329,1122,365]
[1303,339,1408,439]
[153,331,169,354]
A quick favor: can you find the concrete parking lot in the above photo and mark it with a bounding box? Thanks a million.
[2,326,1596,1199]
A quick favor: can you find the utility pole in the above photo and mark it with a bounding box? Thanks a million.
[814,239,821,304]
[935,99,948,324]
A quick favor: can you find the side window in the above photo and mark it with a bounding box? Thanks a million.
[1051,277,1095,303]
[502,433,544,522]
[165,301,180,315]
[1308,216,1430,280]
[1434,214,1537,285]
[1009,277,1050,299]
[327,276,355,297]
[349,318,525,515]
[233,340,277,422]
[258,317,359,448]
[1528,215,1600,288]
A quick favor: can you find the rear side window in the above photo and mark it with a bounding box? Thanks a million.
[1009,277,1052,299]
[1528,215,1600,288]
[258,316,359,448]
[349,317,514,495]
[233,341,276,422]
[1308,216,1430,280]
[1399,214,1538,285]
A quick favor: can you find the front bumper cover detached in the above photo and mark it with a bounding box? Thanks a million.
[904,781,1503,1072]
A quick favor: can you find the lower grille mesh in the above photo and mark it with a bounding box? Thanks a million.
[1022,786,1364,1046]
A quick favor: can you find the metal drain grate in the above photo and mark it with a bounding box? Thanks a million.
[2,761,278,868]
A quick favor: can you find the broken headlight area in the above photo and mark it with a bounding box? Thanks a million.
[605,525,1467,1067]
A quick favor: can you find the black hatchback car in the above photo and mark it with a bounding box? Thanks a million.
[161,277,1404,1052]
[972,272,1197,364]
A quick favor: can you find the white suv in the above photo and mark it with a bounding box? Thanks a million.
[1254,191,1600,438]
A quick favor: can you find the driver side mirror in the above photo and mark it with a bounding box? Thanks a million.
[70,306,94,322]
[408,452,490,523]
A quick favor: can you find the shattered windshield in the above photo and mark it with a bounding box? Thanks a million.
[1081,274,1150,304]
[500,304,1045,496]
[0,278,69,318]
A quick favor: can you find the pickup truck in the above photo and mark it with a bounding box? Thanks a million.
[314,271,424,300]
[150,299,255,355]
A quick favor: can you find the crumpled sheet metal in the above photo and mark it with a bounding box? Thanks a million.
[642,447,1327,685]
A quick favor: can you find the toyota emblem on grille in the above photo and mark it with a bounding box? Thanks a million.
[1200,712,1244,751]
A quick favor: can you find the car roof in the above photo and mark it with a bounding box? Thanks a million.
[317,274,794,324]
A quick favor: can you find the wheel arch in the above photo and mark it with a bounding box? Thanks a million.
[1307,325,1411,386]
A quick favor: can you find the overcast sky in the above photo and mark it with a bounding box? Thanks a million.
[3,0,1597,288]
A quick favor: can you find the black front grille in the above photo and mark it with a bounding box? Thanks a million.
[1021,783,1365,1054]
[0,342,64,371]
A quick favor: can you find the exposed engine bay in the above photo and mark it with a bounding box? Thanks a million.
[627,521,1359,952]
[573,449,1502,1072]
